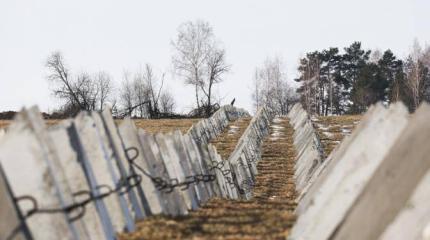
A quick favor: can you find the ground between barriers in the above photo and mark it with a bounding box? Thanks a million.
[119,117,297,240]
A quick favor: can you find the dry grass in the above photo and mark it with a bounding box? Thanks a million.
[131,119,200,134]
[210,117,252,159]
[312,115,362,156]
[119,117,298,240]
[0,119,199,134]
[0,120,11,129]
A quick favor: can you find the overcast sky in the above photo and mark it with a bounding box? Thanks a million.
[1,0,429,113]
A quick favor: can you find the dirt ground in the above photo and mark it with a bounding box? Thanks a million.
[312,115,362,156]
[0,120,10,129]
[210,117,252,159]
[132,119,200,134]
[119,117,297,240]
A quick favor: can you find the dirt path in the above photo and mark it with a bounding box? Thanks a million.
[120,117,297,240]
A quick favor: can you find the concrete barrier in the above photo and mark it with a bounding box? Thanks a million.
[379,168,430,240]
[137,130,189,216]
[287,103,324,194]
[117,119,164,216]
[289,102,410,240]
[0,103,263,239]
[187,105,250,145]
[72,112,131,235]
[0,110,78,240]
[0,163,32,240]
[227,106,274,199]
[329,103,430,240]
[48,121,106,239]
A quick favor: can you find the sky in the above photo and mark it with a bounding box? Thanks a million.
[0,0,429,113]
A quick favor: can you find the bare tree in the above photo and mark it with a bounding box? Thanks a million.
[119,71,136,116]
[46,51,82,114]
[200,47,230,115]
[132,70,148,117]
[404,40,429,110]
[46,51,115,116]
[159,91,175,114]
[172,20,229,116]
[120,64,176,118]
[143,64,164,118]
[252,68,261,112]
[253,56,297,115]
[95,71,114,111]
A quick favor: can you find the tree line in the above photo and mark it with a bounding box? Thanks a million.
[295,40,430,115]
[46,19,429,118]
[46,20,229,118]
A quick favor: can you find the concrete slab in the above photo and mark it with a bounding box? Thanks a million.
[0,163,32,240]
[0,113,74,240]
[331,104,430,240]
[289,102,410,240]
[137,130,188,216]
[117,118,164,216]
[96,110,145,221]
[72,112,128,234]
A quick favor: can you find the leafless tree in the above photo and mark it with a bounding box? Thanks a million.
[46,51,82,114]
[404,40,430,110]
[95,71,114,111]
[46,51,115,116]
[200,47,230,115]
[252,68,261,112]
[253,56,298,115]
[119,71,136,116]
[370,49,382,63]
[159,91,175,114]
[119,64,176,118]
[172,20,230,116]
[132,70,148,117]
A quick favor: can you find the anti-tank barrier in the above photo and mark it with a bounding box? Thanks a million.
[288,102,430,240]
[226,106,275,200]
[0,106,248,240]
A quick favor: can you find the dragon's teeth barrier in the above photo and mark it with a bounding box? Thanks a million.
[0,104,275,240]
[288,102,430,240]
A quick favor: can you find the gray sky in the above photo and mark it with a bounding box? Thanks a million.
[1,0,429,113]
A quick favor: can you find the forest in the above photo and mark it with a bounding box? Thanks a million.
[295,41,430,115]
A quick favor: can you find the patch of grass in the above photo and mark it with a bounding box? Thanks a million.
[313,115,362,156]
[0,119,200,134]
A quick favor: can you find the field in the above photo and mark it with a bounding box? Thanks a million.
[0,119,200,134]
